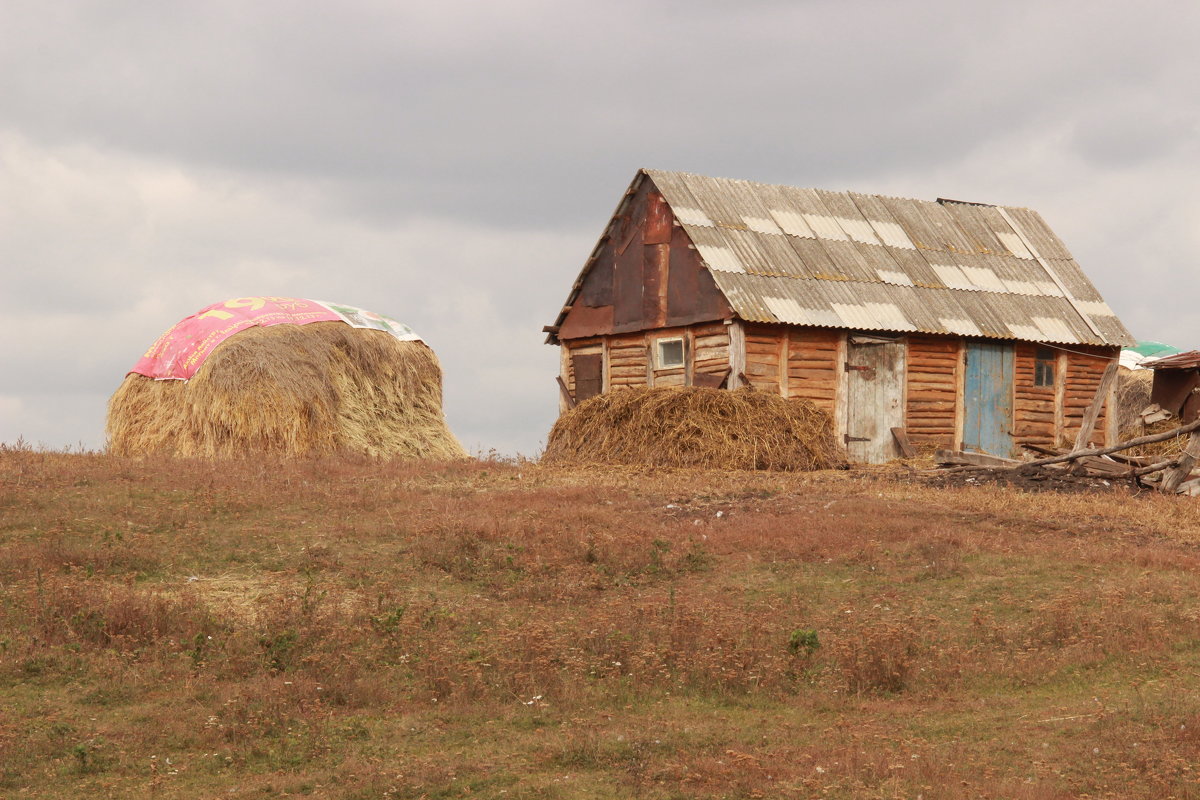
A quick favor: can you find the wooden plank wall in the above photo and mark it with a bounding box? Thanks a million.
[1062,346,1117,448]
[1013,342,1055,448]
[744,324,784,394]
[607,334,649,391]
[904,335,958,448]
[693,323,731,382]
[787,329,841,415]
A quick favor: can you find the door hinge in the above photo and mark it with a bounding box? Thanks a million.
[845,362,876,379]
[844,434,870,443]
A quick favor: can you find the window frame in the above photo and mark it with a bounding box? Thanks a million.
[1034,346,1056,388]
[655,336,686,370]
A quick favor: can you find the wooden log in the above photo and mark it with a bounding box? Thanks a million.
[1070,359,1119,452]
[982,418,1200,471]
[557,376,576,409]
[892,428,916,458]
[1074,456,1129,476]
[1161,431,1200,493]
[936,450,1022,467]
[1131,457,1180,478]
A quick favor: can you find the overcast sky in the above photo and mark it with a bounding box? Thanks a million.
[2,0,1198,455]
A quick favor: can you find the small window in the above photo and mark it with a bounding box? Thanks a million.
[1035,347,1055,387]
[656,337,685,369]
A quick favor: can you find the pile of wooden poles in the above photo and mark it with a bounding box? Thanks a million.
[931,360,1200,494]
[935,417,1200,495]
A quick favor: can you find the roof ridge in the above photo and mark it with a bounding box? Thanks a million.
[644,167,1039,212]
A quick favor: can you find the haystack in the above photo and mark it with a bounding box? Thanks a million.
[108,320,465,459]
[1115,367,1154,437]
[543,386,846,471]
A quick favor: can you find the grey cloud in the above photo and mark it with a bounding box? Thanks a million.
[10,0,1195,229]
[2,0,1200,452]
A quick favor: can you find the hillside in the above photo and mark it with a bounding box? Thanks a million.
[4,447,1200,798]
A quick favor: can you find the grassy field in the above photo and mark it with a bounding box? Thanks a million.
[5,447,1200,798]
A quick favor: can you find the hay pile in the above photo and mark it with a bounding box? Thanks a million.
[543,386,846,471]
[108,321,466,459]
[1115,367,1154,437]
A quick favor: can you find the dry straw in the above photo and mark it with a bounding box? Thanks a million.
[543,386,846,471]
[1115,367,1154,438]
[107,321,466,459]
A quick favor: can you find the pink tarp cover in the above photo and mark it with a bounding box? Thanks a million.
[131,297,420,380]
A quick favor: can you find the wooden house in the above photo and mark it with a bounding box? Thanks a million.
[544,170,1134,462]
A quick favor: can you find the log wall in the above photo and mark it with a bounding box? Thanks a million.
[1062,346,1118,448]
[561,325,1120,457]
[1013,342,1056,448]
[743,324,785,395]
[904,335,959,448]
[693,322,731,382]
[786,328,841,416]
[607,333,649,391]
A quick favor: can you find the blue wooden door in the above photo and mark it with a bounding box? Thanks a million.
[963,342,1014,456]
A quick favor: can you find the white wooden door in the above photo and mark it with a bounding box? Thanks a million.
[844,336,906,463]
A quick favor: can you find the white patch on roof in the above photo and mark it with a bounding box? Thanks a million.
[1000,279,1038,295]
[831,302,915,331]
[995,231,1033,259]
[742,215,783,235]
[1032,317,1079,343]
[1075,300,1116,317]
[801,214,849,241]
[836,217,881,245]
[698,245,745,273]
[876,269,913,286]
[961,266,1006,292]
[939,317,982,337]
[931,264,974,290]
[762,295,807,324]
[1033,281,1064,297]
[673,206,714,227]
[1007,324,1044,341]
[767,209,815,238]
[868,220,916,249]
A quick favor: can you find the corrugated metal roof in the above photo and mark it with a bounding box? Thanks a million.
[643,169,1133,346]
[1144,350,1200,370]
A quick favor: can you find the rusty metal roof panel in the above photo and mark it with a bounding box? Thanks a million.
[637,169,1133,346]
[1145,350,1200,370]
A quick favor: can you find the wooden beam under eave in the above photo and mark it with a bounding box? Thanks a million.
[953,339,966,451]
[727,320,746,389]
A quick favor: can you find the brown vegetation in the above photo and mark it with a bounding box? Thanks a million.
[5,446,1200,797]
[544,385,846,471]
[106,322,465,459]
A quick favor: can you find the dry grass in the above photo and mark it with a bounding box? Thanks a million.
[543,386,846,471]
[106,322,465,459]
[1116,367,1155,438]
[6,446,1200,797]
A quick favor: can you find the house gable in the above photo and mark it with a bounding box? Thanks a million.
[555,174,733,341]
